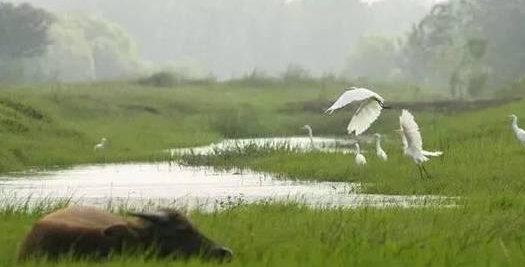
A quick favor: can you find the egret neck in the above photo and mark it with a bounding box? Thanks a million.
[512,116,520,134]
[307,129,313,147]
[303,125,314,148]
[375,136,382,152]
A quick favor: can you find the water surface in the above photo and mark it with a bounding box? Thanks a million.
[0,163,450,211]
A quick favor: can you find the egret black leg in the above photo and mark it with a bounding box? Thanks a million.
[416,165,424,179]
[422,165,431,179]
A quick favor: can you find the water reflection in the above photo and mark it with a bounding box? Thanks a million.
[0,163,451,211]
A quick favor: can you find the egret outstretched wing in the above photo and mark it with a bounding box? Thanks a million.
[399,110,423,151]
[400,110,443,158]
[347,99,383,135]
[325,87,384,114]
[400,127,408,151]
[399,128,442,157]
[422,150,443,157]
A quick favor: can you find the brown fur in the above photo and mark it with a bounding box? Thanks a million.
[18,206,232,262]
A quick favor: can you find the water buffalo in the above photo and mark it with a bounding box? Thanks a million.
[17,206,233,262]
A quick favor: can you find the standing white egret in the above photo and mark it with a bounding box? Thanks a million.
[326,87,389,136]
[374,133,388,161]
[301,125,315,148]
[354,143,367,166]
[168,149,176,166]
[93,137,107,152]
[509,114,525,145]
[399,110,442,178]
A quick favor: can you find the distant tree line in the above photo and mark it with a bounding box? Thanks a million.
[5,0,525,98]
[344,0,525,99]
[71,0,432,79]
[0,2,147,85]
[0,0,433,85]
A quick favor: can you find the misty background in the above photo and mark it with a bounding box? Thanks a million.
[1,0,435,79]
[1,0,525,99]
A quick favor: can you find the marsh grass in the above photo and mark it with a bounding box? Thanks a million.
[0,79,415,172]
[2,81,524,194]
[1,80,525,265]
[179,98,525,197]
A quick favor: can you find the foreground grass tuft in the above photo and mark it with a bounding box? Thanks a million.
[0,201,525,266]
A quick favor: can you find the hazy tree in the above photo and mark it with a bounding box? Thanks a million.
[281,63,311,82]
[470,0,525,83]
[40,15,96,82]
[400,1,473,85]
[401,0,525,97]
[37,15,149,82]
[342,35,399,80]
[0,2,54,60]
[0,2,54,84]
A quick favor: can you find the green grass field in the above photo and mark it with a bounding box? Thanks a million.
[1,201,525,267]
[0,79,445,172]
[1,80,525,266]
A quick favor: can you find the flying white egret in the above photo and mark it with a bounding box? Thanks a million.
[374,133,388,161]
[326,87,389,136]
[509,114,525,145]
[354,143,367,166]
[301,125,315,148]
[94,137,107,152]
[399,110,442,178]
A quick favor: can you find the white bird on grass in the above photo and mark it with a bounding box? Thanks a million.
[301,125,315,148]
[354,143,367,166]
[168,149,176,166]
[326,87,389,136]
[399,110,442,178]
[93,137,107,152]
[509,114,525,145]
[374,133,388,161]
[399,127,443,158]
